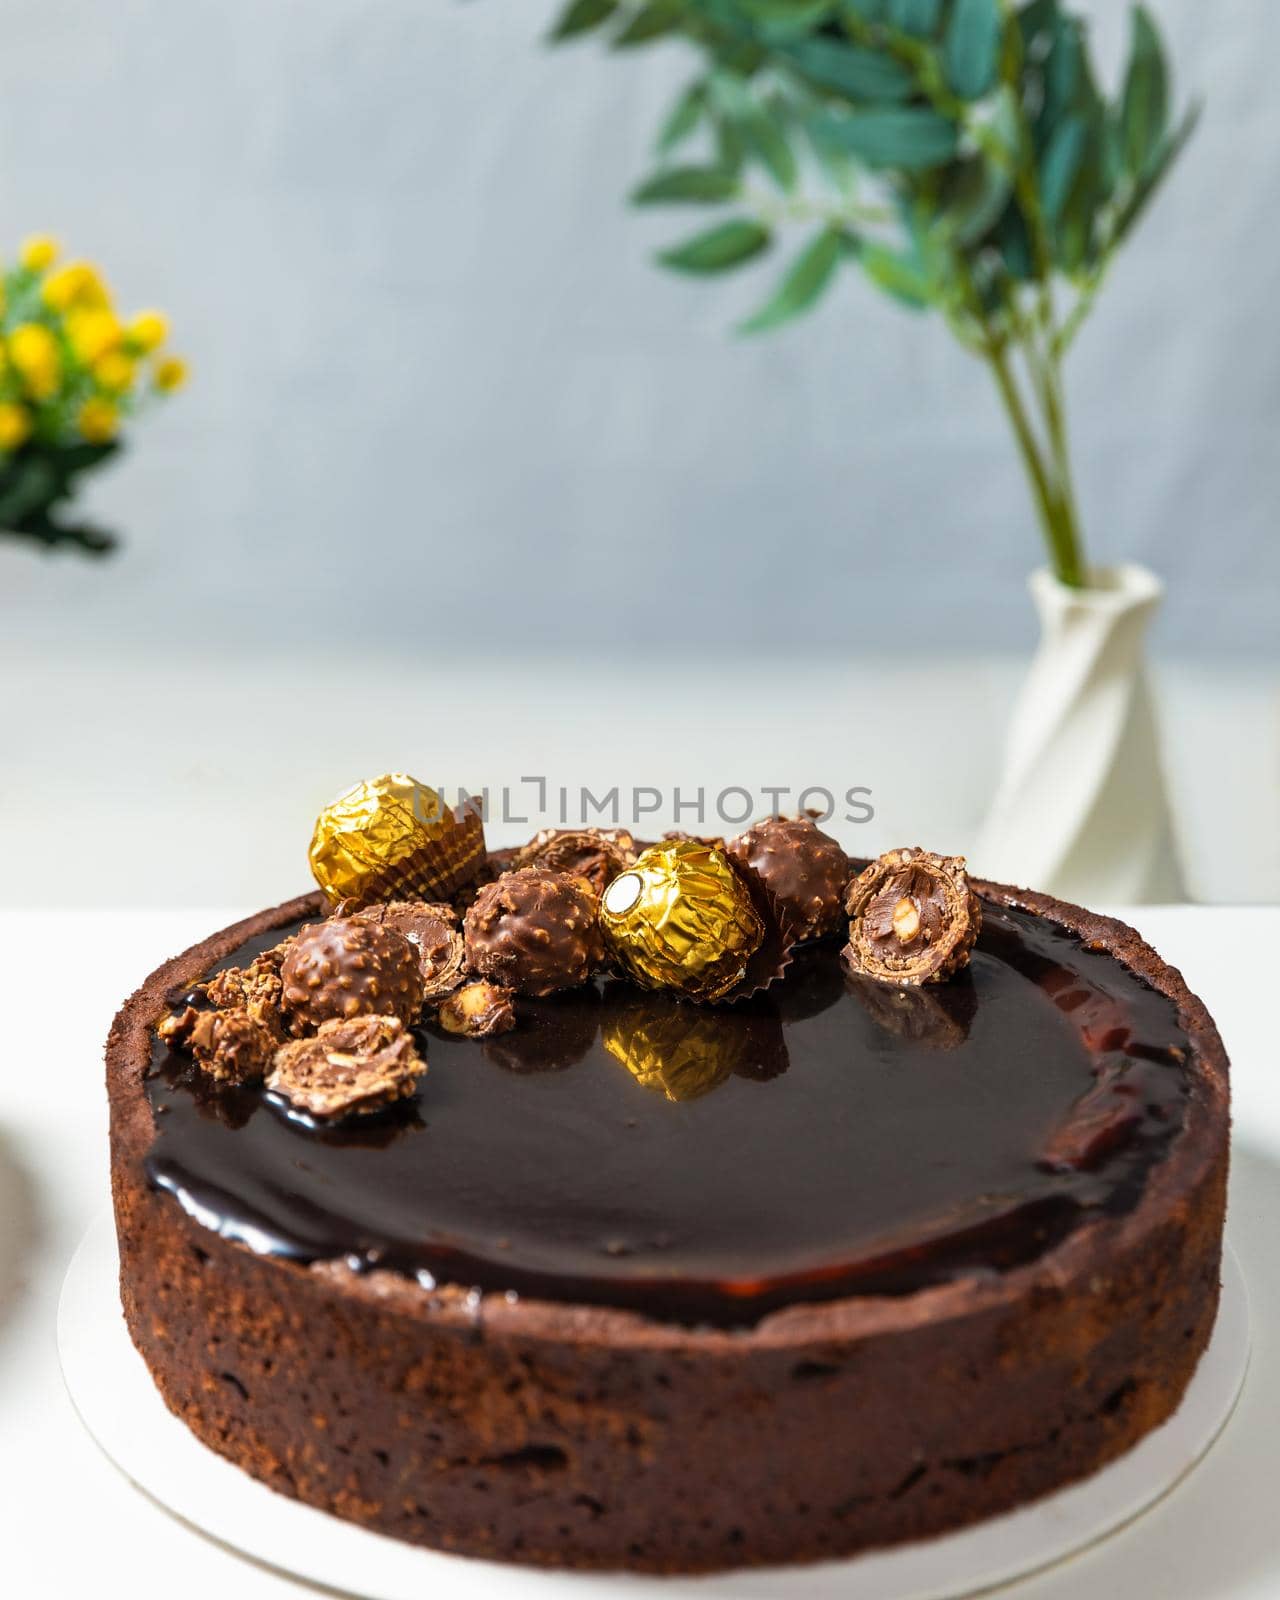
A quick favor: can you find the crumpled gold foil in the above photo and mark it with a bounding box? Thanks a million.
[598,839,763,1002]
[308,773,485,909]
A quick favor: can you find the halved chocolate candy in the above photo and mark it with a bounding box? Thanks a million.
[843,848,980,987]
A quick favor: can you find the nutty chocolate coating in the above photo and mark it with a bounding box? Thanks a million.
[463,868,602,997]
[728,816,850,941]
[187,1007,278,1085]
[844,848,980,987]
[512,828,638,897]
[268,1014,425,1119]
[203,946,290,1037]
[354,900,466,1000]
[280,918,425,1034]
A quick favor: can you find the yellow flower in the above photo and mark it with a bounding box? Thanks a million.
[78,396,119,443]
[128,309,169,352]
[20,234,60,274]
[94,350,136,393]
[0,402,32,451]
[66,307,122,364]
[153,354,188,392]
[42,260,110,312]
[8,322,60,399]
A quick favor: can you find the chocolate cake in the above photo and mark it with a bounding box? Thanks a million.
[107,806,1228,1574]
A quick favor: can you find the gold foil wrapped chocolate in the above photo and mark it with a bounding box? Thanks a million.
[598,839,764,1003]
[308,773,485,910]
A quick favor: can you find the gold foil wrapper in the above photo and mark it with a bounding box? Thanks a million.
[308,773,486,909]
[598,839,764,1003]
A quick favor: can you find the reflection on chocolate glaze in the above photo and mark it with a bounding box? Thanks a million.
[476,988,601,1075]
[144,901,1191,1327]
[844,968,977,1050]
[600,982,789,1100]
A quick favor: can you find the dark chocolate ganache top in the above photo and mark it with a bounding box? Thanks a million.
[145,901,1191,1327]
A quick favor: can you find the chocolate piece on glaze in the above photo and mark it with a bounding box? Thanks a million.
[187,1007,278,1085]
[728,816,850,941]
[512,828,638,897]
[354,900,466,1000]
[280,918,424,1034]
[268,1014,425,1119]
[438,981,517,1038]
[844,847,981,986]
[464,868,602,997]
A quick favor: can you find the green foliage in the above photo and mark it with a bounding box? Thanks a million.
[656,217,773,271]
[739,225,844,330]
[557,0,1193,329]
[0,439,120,554]
[550,0,1197,586]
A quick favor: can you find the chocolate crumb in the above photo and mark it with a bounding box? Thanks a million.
[188,1007,279,1085]
[439,981,517,1038]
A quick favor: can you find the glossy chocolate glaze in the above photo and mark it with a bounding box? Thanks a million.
[145,903,1190,1327]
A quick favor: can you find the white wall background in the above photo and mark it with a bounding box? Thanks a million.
[0,0,1275,660]
[0,0,1276,908]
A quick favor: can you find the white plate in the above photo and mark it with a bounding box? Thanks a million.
[60,1214,1249,1600]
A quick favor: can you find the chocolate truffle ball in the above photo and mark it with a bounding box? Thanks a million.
[354,900,466,1000]
[463,867,603,997]
[728,816,850,941]
[280,917,425,1034]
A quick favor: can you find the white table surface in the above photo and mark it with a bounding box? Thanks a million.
[2,906,1277,1600]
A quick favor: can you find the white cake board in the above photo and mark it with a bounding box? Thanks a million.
[60,1214,1249,1600]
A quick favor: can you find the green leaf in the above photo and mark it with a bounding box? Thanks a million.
[713,113,748,176]
[613,0,683,47]
[743,112,798,190]
[943,155,1013,246]
[1111,102,1199,245]
[944,0,1002,100]
[811,107,959,169]
[740,0,835,30]
[990,200,1035,279]
[859,240,932,308]
[656,81,706,154]
[1039,115,1086,222]
[549,0,618,41]
[656,218,772,273]
[708,72,798,190]
[1120,5,1169,177]
[887,0,942,36]
[739,226,845,332]
[783,37,913,101]
[631,166,740,204]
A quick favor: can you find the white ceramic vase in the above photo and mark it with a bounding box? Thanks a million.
[975,563,1184,905]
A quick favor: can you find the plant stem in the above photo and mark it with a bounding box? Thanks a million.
[982,335,1085,588]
